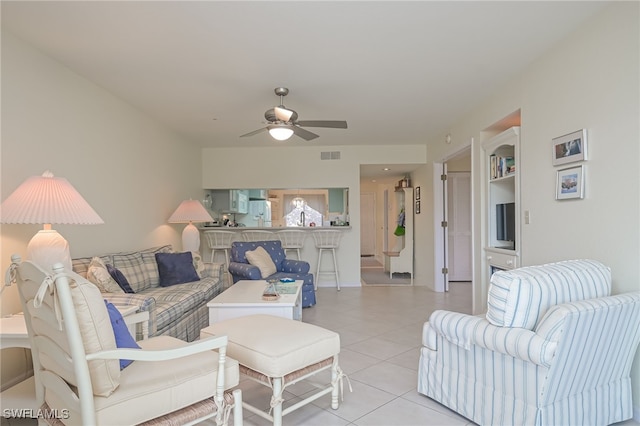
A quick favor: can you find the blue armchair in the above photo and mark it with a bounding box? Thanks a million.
[228,240,316,307]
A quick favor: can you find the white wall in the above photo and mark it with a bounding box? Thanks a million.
[1,33,206,387]
[425,3,640,414]
[202,145,427,287]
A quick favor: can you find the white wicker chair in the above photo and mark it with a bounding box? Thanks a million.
[311,230,343,290]
[276,229,307,259]
[241,230,278,242]
[13,256,243,425]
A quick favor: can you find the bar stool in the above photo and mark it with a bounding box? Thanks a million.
[203,230,235,286]
[312,229,343,291]
[277,229,307,259]
[241,230,278,242]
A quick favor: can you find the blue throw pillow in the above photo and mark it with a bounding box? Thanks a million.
[155,252,200,287]
[106,264,135,293]
[104,301,140,369]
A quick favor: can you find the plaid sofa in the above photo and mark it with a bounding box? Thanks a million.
[72,245,224,342]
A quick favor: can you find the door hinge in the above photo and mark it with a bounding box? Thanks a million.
[442,267,448,274]
[441,174,447,181]
[441,221,448,228]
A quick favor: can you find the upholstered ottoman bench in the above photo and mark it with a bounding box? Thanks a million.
[201,314,347,426]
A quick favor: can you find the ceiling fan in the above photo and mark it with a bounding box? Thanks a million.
[240,87,348,141]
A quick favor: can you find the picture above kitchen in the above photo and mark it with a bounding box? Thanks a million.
[202,188,349,228]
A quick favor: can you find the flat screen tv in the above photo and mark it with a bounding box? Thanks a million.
[496,202,515,248]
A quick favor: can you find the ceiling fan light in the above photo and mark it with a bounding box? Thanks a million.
[268,126,294,141]
[274,106,294,122]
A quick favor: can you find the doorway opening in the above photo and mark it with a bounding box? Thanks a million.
[433,144,473,294]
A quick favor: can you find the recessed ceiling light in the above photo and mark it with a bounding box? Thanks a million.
[383,168,390,171]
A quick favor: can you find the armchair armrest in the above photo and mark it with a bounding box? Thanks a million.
[281,259,310,274]
[86,335,229,362]
[103,293,157,337]
[228,262,262,280]
[428,310,557,367]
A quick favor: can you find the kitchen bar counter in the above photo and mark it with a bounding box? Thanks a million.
[200,226,351,231]
[198,226,351,288]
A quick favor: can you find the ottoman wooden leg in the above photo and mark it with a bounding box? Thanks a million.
[331,358,339,410]
[272,377,284,426]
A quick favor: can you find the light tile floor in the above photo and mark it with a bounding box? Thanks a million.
[220,282,640,426]
[219,283,477,426]
[4,282,639,426]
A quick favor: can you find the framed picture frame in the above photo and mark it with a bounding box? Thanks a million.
[556,165,585,200]
[415,200,421,214]
[552,129,587,166]
[415,186,421,200]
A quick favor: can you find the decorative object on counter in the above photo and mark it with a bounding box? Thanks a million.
[168,199,214,252]
[0,170,103,271]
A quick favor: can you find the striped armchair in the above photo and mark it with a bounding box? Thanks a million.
[418,259,640,426]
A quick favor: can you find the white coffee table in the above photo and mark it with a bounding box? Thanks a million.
[207,280,303,324]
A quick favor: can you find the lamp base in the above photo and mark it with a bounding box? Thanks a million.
[27,229,72,271]
[182,223,200,253]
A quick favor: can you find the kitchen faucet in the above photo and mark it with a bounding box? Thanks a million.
[300,211,305,227]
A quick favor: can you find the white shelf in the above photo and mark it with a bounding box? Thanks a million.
[483,126,520,271]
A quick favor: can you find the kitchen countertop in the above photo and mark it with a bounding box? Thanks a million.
[199,226,351,231]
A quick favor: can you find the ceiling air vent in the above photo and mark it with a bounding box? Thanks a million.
[320,151,341,160]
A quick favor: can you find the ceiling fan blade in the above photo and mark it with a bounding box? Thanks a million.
[274,106,294,122]
[292,126,319,141]
[240,127,268,138]
[296,120,348,129]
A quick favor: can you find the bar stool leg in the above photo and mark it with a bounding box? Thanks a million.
[331,248,340,291]
[315,248,323,290]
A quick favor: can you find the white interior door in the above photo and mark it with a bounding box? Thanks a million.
[447,172,472,281]
[360,192,376,256]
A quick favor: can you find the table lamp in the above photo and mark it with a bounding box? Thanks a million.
[0,170,104,271]
[168,199,214,252]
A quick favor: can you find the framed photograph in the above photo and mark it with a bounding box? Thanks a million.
[556,165,585,200]
[415,186,421,200]
[552,129,587,166]
[415,200,421,214]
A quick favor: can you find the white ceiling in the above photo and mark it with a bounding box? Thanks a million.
[2,1,607,178]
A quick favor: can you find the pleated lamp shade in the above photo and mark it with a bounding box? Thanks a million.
[1,170,104,271]
[168,199,213,252]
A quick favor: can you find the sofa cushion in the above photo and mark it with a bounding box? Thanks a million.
[107,264,136,294]
[144,277,221,334]
[486,259,611,330]
[87,257,124,294]
[191,251,206,278]
[245,246,277,278]
[156,252,200,287]
[111,246,173,293]
[105,301,140,369]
